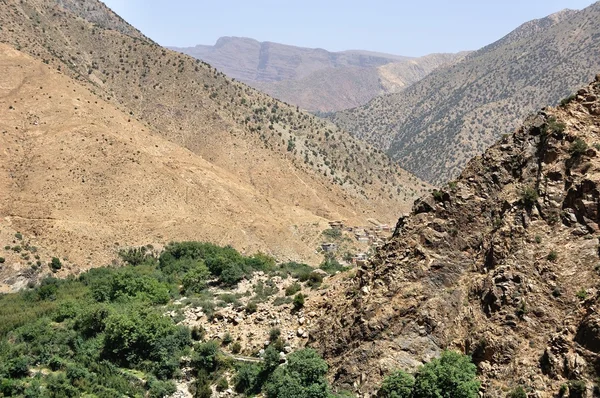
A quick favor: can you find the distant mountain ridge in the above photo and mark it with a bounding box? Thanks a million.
[171,37,465,112]
[171,36,410,83]
[330,3,600,185]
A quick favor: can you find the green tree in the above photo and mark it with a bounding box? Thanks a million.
[412,351,480,398]
[378,370,414,398]
[293,293,305,310]
[264,348,329,398]
[182,262,211,293]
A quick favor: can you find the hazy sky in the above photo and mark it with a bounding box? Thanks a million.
[102,0,597,56]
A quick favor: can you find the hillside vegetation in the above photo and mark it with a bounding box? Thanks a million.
[0,0,430,280]
[331,4,600,184]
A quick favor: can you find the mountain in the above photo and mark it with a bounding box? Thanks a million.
[331,4,600,185]
[171,37,465,112]
[0,43,330,289]
[312,75,600,396]
[0,0,430,284]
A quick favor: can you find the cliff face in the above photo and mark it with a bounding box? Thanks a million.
[312,75,600,397]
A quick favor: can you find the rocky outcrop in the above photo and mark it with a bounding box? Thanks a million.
[311,76,600,397]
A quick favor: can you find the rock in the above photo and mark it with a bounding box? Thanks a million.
[297,328,305,337]
[575,314,600,352]
[298,317,305,325]
[562,208,578,225]
[284,346,293,353]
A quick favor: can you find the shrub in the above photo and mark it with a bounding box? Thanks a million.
[119,247,155,266]
[559,383,568,397]
[50,257,62,271]
[507,386,527,398]
[322,228,342,239]
[192,340,220,372]
[0,257,5,264]
[235,363,261,395]
[568,380,586,398]
[181,262,210,293]
[411,351,479,398]
[520,187,538,208]
[264,348,329,398]
[245,301,258,314]
[293,293,305,310]
[285,282,301,296]
[216,377,229,392]
[269,328,281,342]
[319,255,347,275]
[545,117,566,134]
[576,289,588,300]
[275,261,313,281]
[231,341,242,354]
[222,332,233,346]
[570,139,588,156]
[148,378,177,398]
[378,370,414,398]
[547,251,558,262]
[7,355,30,378]
[191,326,206,341]
[561,95,576,107]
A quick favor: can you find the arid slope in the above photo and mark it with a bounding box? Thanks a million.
[332,5,600,185]
[0,44,338,290]
[312,76,600,397]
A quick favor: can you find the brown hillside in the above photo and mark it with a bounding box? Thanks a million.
[0,43,344,291]
[312,76,600,397]
[331,4,600,185]
[0,0,429,214]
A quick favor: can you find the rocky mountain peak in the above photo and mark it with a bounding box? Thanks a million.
[311,75,600,397]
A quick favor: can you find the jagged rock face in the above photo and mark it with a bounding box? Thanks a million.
[311,75,600,397]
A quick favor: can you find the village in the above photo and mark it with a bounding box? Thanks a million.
[319,219,394,267]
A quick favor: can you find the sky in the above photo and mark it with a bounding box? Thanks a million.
[101,0,597,56]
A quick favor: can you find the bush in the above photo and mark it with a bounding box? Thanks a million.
[319,255,347,275]
[235,363,261,395]
[192,340,220,372]
[570,139,588,156]
[547,250,558,262]
[269,328,281,342]
[216,377,229,392]
[275,262,313,281]
[520,186,538,208]
[222,332,233,346]
[182,262,210,293]
[561,95,577,107]
[264,348,329,398]
[0,257,5,264]
[507,386,527,398]
[7,356,30,378]
[50,257,62,271]
[148,378,177,398]
[191,325,206,341]
[307,271,324,288]
[293,293,304,310]
[322,228,342,239]
[231,341,242,354]
[411,351,479,398]
[568,380,586,398]
[245,301,258,314]
[378,370,414,398]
